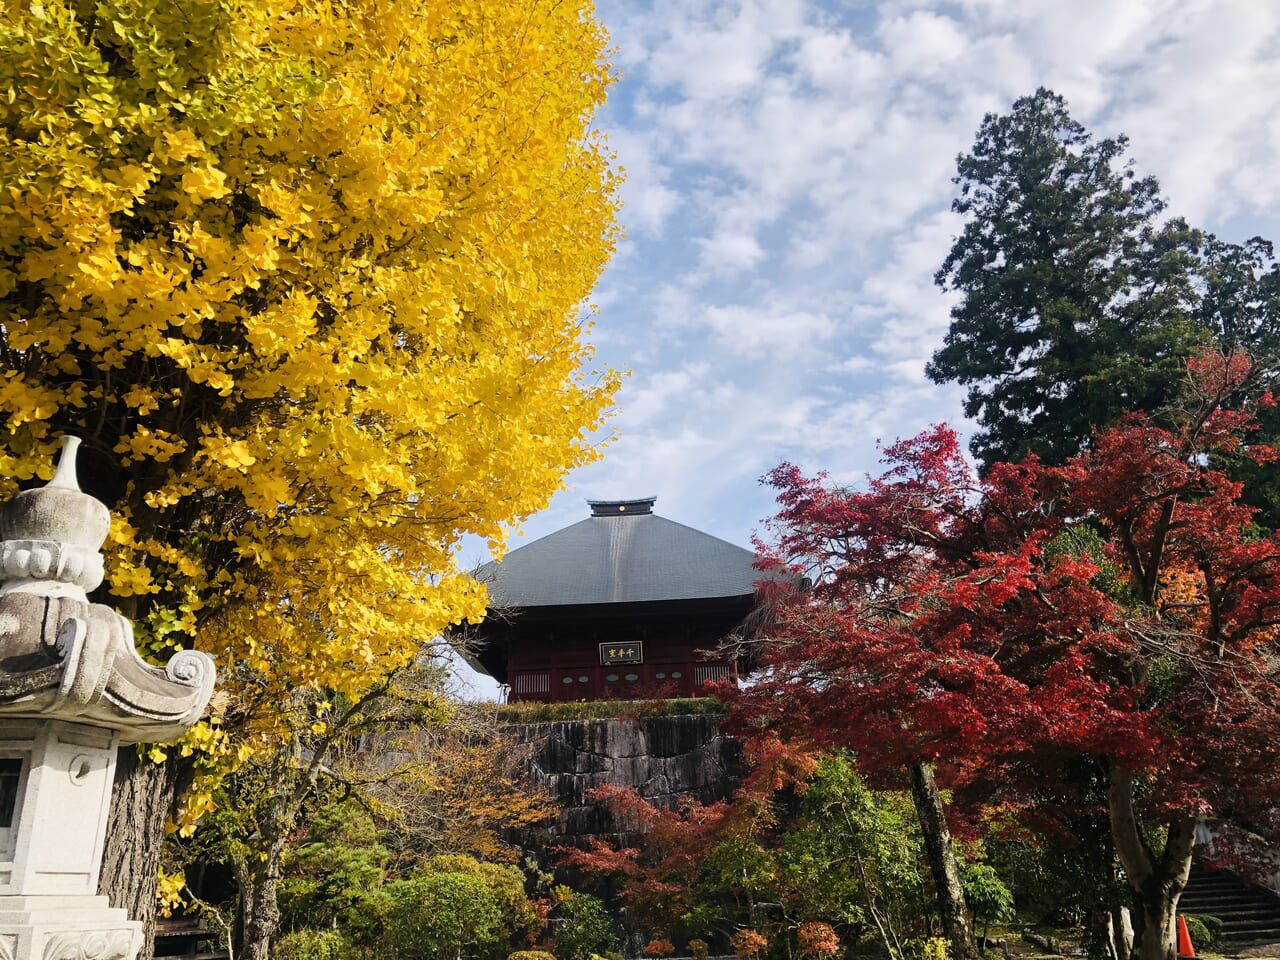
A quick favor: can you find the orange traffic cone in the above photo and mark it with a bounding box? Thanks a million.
[1177,915,1196,959]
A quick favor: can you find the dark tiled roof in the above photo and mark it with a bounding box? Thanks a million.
[479,504,759,608]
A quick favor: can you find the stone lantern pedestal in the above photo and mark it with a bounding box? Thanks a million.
[0,439,216,960]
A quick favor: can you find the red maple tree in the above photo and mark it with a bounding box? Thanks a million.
[557,783,732,935]
[729,352,1280,960]
[556,742,820,945]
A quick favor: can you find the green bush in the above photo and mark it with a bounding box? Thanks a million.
[959,863,1014,939]
[381,871,505,960]
[1183,916,1218,950]
[909,938,950,960]
[1193,914,1223,946]
[378,857,538,960]
[510,952,558,960]
[427,855,541,942]
[272,928,352,960]
[553,893,619,960]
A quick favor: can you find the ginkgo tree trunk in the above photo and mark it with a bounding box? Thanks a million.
[0,0,621,954]
[733,352,1280,960]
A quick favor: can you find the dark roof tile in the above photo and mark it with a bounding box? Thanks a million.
[479,509,758,608]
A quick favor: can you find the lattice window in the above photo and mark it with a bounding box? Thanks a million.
[694,664,732,687]
[512,671,551,695]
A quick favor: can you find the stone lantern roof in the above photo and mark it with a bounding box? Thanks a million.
[0,437,215,742]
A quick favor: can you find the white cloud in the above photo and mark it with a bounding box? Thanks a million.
[622,363,714,426]
[1101,2,1280,224]
[877,11,967,74]
[793,30,887,91]
[610,129,680,238]
[701,302,837,354]
[832,355,877,374]
[635,0,808,101]
[697,228,765,275]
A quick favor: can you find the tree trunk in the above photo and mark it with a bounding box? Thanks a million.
[1132,898,1179,960]
[98,747,181,960]
[239,862,283,960]
[1107,904,1134,960]
[909,761,976,959]
[1107,767,1195,960]
[235,782,296,960]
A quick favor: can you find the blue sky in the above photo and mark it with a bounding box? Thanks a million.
[451,0,1280,699]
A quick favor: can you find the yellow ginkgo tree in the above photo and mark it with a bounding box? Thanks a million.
[0,0,620,948]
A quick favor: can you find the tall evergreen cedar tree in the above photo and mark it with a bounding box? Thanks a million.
[0,0,620,954]
[927,88,1280,512]
[733,352,1280,960]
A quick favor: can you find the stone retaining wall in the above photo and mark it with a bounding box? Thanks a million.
[503,713,742,852]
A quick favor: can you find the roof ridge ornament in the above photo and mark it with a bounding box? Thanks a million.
[587,497,657,517]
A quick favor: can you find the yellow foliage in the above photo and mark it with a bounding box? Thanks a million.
[1157,564,1206,611]
[362,715,559,865]
[0,0,620,812]
[156,869,186,919]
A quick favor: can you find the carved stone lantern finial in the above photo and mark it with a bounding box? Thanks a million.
[0,435,109,597]
[0,437,217,960]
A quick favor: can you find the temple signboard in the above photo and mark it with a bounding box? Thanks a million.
[599,641,643,665]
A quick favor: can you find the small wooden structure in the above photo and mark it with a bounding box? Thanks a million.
[463,498,760,702]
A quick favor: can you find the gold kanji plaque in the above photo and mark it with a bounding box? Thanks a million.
[599,641,643,665]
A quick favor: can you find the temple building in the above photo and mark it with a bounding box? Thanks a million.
[463,498,761,702]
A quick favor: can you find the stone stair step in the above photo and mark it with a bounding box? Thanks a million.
[1182,900,1280,914]
[1191,903,1266,915]
[1219,935,1280,948]
[1217,917,1280,930]
[1182,864,1280,951]
[1217,927,1280,939]
[1219,924,1280,937]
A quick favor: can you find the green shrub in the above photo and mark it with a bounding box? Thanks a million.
[959,864,1014,939]
[1183,916,1216,951]
[553,893,619,960]
[510,952,558,960]
[378,858,538,960]
[907,938,950,960]
[427,855,541,942]
[688,939,710,960]
[1190,914,1223,947]
[381,871,505,960]
[272,928,352,960]
[278,799,388,942]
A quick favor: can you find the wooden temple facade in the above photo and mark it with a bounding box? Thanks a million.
[463,498,760,703]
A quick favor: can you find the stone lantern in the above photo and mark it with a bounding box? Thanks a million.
[0,437,216,960]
